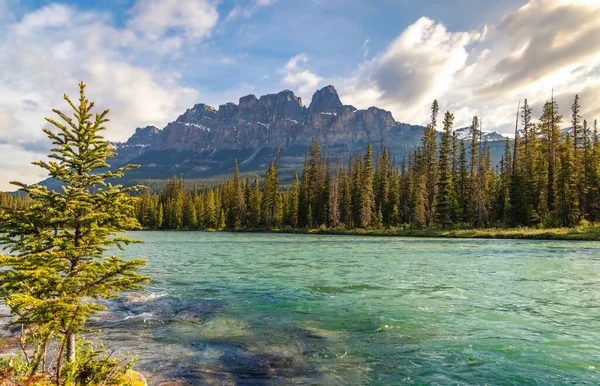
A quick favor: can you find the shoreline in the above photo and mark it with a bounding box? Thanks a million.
[137,225,600,241]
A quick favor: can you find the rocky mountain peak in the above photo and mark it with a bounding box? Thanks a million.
[176,103,217,123]
[239,94,258,109]
[125,125,160,146]
[308,85,343,115]
[257,90,304,121]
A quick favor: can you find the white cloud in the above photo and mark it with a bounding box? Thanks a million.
[0,144,49,189]
[342,0,600,131]
[343,17,480,124]
[362,38,370,59]
[84,60,198,140]
[0,2,202,189]
[15,4,77,35]
[128,0,219,41]
[226,0,277,22]
[0,107,10,137]
[280,54,323,97]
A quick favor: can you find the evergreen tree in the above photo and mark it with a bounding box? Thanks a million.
[231,159,246,228]
[289,174,300,227]
[435,111,455,228]
[422,100,439,227]
[338,158,353,227]
[360,142,375,228]
[469,116,484,226]
[249,176,262,228]
[0,83,148,382]
[457,141,469,223]
[539,98,562,216]
[557,135,580,226]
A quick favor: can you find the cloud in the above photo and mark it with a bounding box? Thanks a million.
[0,144,49,189]
[280,54,323,97]
[128,0,219,41]
[84,60,198,140]
[362,38,370,59]
[0,107,11,137]
[344,17,481,124]
[15,3,78,35]
[226,0,278,22]
[342,0,600,130]
[0,2,202,189]
[479,0,600,96]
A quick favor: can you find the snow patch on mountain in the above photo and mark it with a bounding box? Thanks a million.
[454,127,506,142]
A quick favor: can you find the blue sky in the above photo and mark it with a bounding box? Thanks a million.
[1,0,600,189]
[4,0,525,100]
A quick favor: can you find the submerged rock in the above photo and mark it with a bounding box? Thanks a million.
[157,380,188,386]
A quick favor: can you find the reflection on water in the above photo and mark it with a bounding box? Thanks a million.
[4,232,600,385]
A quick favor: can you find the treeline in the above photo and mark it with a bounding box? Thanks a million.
[0,192,33,211]
[135,96,599,230]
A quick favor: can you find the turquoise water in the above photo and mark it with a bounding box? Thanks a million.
[99,232,600,385]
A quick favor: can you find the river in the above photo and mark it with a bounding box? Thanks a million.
[93,232,600,385]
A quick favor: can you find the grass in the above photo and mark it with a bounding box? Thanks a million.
[232,224,600,241]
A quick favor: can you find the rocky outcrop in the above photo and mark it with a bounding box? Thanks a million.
[111,126,161,165]
[126,126,160,146]
[307,85,343,115]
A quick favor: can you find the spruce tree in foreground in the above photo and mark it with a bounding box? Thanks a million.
[0,82,149,384]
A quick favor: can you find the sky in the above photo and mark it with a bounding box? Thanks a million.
[1,0,600,190]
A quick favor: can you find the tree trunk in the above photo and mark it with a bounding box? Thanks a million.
[66,332,76,363]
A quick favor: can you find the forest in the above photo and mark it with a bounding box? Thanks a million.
[132,96,600,232]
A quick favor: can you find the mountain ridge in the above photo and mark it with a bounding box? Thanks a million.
[110,85,507,182]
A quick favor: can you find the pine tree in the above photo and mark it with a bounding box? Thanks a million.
[338,158,352,227]
[0,83,148,382]
[450,131,461,221]
[360,142,375,228]
[436,111,455,228]
[183,195,198,229]
[422,100,439,227]
[328,177,340,228]
[298,152,310,227]
[351,155,363,227]
[539,97,562,216]
[557,135,580,226]
[469,116,483,226]
[519,99,539,225]
[498,138,512,224]
[249,176,261,228]
[387,161,401,226]
[589,120,600,221]
[261,160,279,227]
[289,174,300,227]
[457,141,469,223]
[571,95,584,216]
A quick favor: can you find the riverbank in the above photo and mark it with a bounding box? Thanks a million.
[228,225,600,241]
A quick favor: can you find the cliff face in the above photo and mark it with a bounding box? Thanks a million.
[111,85,504,181]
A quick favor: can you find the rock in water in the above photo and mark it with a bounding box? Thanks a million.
[119,370,148,386]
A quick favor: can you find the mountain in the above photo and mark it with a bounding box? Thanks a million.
[110,85,506,183]
[454,126,506,142]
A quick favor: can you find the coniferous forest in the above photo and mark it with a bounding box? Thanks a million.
[134,96,600,232]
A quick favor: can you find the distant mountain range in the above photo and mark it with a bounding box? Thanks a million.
[109,85,507,183]
[453,127,506,142]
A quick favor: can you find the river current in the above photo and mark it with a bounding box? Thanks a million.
[77,232,600,384]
